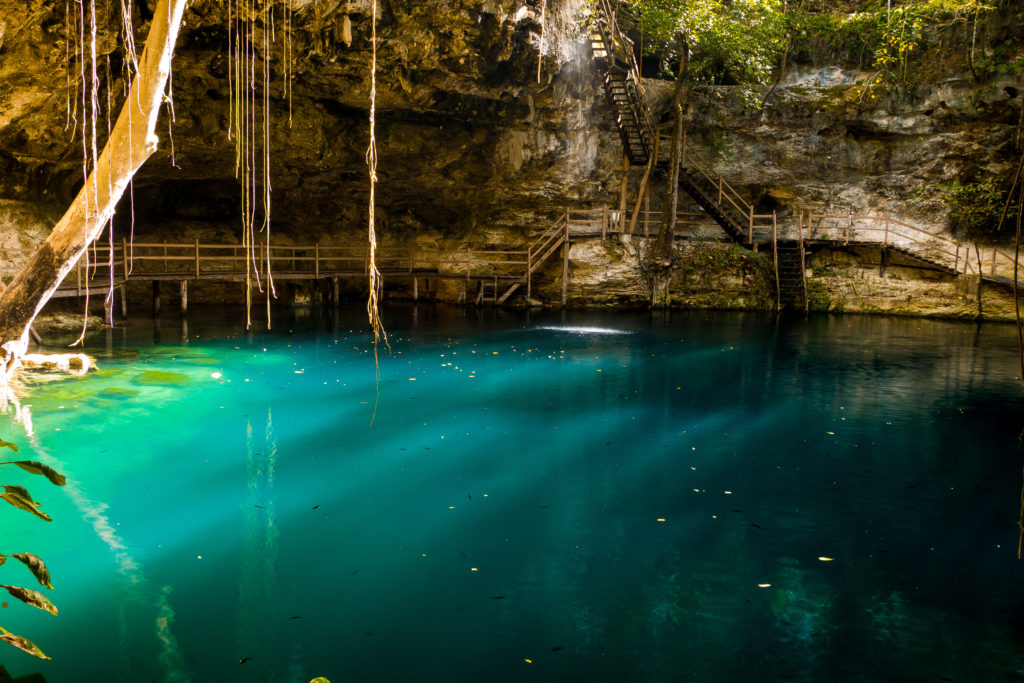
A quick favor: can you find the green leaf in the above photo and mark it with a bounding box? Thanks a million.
[10,554,52,590]
[0,461,66,486]
[0,489,52,522]
[0,440,17,452]
[0,627,50,659]
[2,485,37,504]
[0,585,57,615]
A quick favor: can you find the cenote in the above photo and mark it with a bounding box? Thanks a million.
[2,306,1024,682]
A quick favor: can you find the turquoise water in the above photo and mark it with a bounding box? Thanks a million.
[2,306,1024,682]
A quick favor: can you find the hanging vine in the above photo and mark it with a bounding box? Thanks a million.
[226,0,277,329]
[367,0,388,419]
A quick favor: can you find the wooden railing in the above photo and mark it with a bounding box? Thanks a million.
[2,240,535,297]
[802,213,964,271]
[678,135,761,240]
[959,243,1024,281]
[593,0,657,158]
[565,205,777,244]
[801,211,1024,281]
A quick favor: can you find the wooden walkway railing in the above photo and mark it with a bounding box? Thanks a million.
[800,211,1024,282]
[568,205,777,245]
[12,239,537,300]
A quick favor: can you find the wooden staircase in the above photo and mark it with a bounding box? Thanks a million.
[774,240,807,312]
[588,0,653,166]
[497,214,569,304]
[676,168,750,245]
[585,1,815,312]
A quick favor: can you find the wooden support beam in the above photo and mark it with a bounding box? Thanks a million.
[119,283,127,320]
[617,155,630,235]
[561,236,569,306]
[180,280,188,315]
[152,281,161,316]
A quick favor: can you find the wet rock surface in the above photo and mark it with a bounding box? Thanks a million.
[0,0,1022,319]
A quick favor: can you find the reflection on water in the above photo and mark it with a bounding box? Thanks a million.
[236,408,281,680]
[2,306,1023,682]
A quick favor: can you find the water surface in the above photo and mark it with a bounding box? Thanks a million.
[3,306,1023,682]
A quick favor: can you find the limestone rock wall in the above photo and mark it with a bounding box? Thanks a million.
[1,0,1023,321]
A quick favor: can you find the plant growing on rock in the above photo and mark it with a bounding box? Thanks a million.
[938,177,1015,241]
[0,438,66,660]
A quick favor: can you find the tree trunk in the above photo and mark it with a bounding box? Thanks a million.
[0,0,188,384]
[653,41,690,263]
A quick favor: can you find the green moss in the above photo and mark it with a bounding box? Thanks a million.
[806,279,831,312]
[97,387,140,400]
[131,370,191,387]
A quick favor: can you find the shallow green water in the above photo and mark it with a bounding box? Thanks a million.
[2,306,1024,682]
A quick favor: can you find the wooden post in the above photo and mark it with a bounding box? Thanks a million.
[180,280,188,315]
[332,277,339,307]
[315,242,320,279]
[194,238,200,279]
[718,175,723,205]
[991,249,997,275]
[413,276,419,301]
[152,281,161,316]
[527,248,533,301]
[618,155,630,235]
[602,205,608,237]
[561,220,569,306]
[163,242,168,272]
[644,192,650,237]
[119,283,127,320]
[880,246,888,278]
[883,217,889,247]
[122,237,129,281]
[846,212,852,246]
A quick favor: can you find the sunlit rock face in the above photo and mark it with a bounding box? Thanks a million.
[0,0,1022,313]
[0,0,618,252]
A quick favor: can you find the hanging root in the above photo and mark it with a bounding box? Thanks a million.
[367,0,388,422]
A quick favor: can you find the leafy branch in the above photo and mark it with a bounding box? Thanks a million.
[0,438,66,659]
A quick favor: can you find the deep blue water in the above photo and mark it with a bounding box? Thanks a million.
[2,306,1024,682]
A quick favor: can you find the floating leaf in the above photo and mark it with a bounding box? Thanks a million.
[0,585,56,615]
[2,486,38,505]
[0,490,51,522]
[10,554,52,590]
[0,461,66,487]
[0,627,50,659]
[0,440,17,452]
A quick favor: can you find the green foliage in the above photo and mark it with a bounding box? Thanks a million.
[0,442,65,659]
[788,0,995,87]
[805,279,831,311]
[971,37,1024,79]
[937,178,1015,241]
[623,0,788,105]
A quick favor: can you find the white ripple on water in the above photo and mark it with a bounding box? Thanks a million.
[534,326,633,335]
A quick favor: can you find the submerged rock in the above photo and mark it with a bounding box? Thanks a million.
[131,370,191,387]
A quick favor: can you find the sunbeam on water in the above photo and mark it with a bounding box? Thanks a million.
[2,306,1024,682]
[534,325,633,335]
